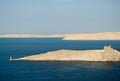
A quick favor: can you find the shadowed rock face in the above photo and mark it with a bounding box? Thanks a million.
[12,46,120,62]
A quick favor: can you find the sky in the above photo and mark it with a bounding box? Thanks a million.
[0,0,120,34]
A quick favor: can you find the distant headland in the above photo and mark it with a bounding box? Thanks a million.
[11,46,120,62]
[0,32,120,40]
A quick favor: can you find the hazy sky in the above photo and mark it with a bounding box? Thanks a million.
[0,0,120,34]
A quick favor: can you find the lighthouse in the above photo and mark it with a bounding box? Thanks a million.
[9,56,12,61]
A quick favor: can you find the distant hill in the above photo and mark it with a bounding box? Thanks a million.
[0,34,65,38]
[63,32,120,40]
[0,32,120,40]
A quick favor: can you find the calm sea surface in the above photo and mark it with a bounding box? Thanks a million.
[0,38,120,81]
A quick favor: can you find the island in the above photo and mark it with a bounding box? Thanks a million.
[63,32,120,40]
[0,34,65,38]
[10,46,120,62]
[1,32,120,40]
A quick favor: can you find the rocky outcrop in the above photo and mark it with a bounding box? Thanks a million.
[12,46,120,62]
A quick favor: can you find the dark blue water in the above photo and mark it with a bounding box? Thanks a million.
[0,38,120,81]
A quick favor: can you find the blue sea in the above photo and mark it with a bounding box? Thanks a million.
[0,38,120,81]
